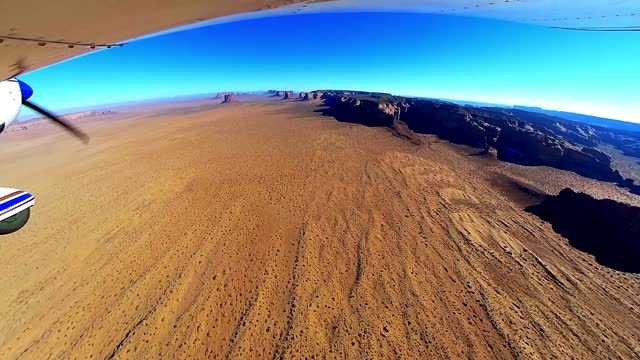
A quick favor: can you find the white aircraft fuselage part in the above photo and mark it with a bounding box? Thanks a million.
[0,83,35,235]
[0,188,34,222]
[0,79,22,134]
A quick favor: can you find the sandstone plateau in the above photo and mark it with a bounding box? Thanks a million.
[0,97,638,359]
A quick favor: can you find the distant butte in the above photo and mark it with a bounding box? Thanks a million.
[281,91,294,100]
[269,90,294,100]
[221,93,238,104]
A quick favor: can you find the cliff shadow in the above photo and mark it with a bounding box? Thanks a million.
[525,189,640,273]
[313,106,387,127]
[467,149,490,157]
[491,175,546,208]
[617,180,640,196]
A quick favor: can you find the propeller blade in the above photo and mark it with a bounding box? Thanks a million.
[22,100,89,143]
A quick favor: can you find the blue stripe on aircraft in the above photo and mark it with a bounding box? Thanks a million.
[0,193,33,212]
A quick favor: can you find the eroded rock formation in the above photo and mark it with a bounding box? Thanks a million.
[221,93,238,104]
[282,91,294,100]
[271,90,294,99]
[314,91,637,188]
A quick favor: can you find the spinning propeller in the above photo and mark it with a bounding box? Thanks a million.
[11,59,89,144]
[16,79,89,143]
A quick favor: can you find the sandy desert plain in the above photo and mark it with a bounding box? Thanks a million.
[0,95,638,359]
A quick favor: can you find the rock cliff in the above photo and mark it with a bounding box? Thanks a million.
[313,91,637,189]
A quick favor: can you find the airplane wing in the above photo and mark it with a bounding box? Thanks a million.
[2,0,638,80]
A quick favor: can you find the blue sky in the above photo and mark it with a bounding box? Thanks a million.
[19,12,640,123]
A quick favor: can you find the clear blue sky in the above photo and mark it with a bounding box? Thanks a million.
[19,12,640,123]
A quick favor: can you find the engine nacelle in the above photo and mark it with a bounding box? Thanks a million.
[0,79,24,134]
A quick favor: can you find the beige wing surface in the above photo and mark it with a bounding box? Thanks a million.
[0,0,313,80]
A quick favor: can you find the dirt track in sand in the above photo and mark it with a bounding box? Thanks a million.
[0,99,638,359]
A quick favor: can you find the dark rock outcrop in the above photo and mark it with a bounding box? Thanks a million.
[271,91,294,99]
[400,100,499,152]
[526,188,640,273]
[322,95,399,127]
[308,91,325,101]
[320,95,422,144]
[581,147,612,165]
[221,94,238,104]
[299,91,324,102]
[282,91,294,100]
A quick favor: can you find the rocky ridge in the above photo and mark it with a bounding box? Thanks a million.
[306,90,639,191]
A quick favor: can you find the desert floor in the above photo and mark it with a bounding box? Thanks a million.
[0,98,638,359]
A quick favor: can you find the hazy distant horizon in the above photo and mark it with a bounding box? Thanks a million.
[18,89,638,127]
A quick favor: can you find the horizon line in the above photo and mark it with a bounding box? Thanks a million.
[17,90,639,126]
